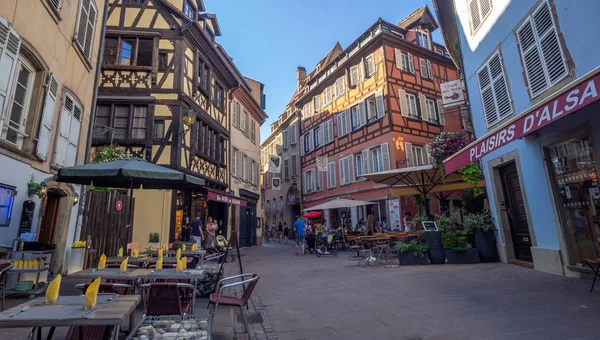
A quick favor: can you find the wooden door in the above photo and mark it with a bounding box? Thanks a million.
[239,206,249,247]
[500,163,533,261]
[38,192,60,244]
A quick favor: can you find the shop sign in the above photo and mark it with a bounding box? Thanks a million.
[444,70,600,174]
[440,80,465,107]
[207,191,247,207]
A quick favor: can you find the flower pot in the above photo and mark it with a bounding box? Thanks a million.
[445,248,480,264]
[475,230,499,262]
[398,252,429,265]
[426,231,446,264]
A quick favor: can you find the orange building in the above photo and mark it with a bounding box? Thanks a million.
[296,6,466,229]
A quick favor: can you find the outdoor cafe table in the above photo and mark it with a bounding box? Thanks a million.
[68,268,151,282]
[141,249,206,257]
[0,295,141,339]
[137,268,205,284]
[105,256,151,267]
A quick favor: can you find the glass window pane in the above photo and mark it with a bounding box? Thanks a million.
[103,37,118,64]
[95,105,110,127]
[154,120,164,139]
[114,106,129,139]
[120,39,135,65]
[137,39,153,66]
[132,106,147,139]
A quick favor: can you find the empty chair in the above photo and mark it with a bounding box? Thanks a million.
[75,282,134,296]
[208,274,259,338]
[0,262,12,311]
[141,282,196,315]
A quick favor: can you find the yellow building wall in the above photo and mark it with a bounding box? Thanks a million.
[132,189,172,247]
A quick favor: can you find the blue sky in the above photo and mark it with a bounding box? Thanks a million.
[204,0,442,143]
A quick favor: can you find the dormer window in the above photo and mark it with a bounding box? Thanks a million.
[417,31,430,49]
[184,0,195,19]
[205,25,215,43]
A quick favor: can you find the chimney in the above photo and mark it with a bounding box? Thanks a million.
[297,66,306,89]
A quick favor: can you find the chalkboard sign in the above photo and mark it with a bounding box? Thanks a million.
[18,200,35,234]
[422,221,438,231]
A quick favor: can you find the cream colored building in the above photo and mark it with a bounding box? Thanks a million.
[0,0,106,273]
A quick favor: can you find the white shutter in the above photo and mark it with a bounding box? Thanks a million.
[0,19,21,126]
[394,48,402,69]
[300,135,305,156]
[419,59,428,78]
[427,60,433,79]
[290,124,297,144]
[240,109,246,134]
[308,130,314,151]
[348,156,355,183]
[398,89,408,117]
[375,90,385,119]
[437,99,445,126]
[328,119,334,142]
[237,151,243,177]
[425,144,433,166]
[362,149,370,175]
[336,112,344,138]
[318,125,325,146]
[283,129,288,149]
[408,53,415,73]
[419,94,428,122]
[338,159,345,185]
[48,0,62,12]
[405,142,413,167]
[36,74,59,160]
[75,0,97,59]
[232,101,238,128]
[291,154,298,176]
[344,108,351,134]
[302,172,307,194]
[381,143,390,171]
[54,94,75,167]
[232,149,237,176]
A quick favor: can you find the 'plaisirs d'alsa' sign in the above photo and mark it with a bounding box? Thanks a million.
[444,70,600,174]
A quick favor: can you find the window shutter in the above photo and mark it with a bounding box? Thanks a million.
[358,100,366,127]
[232,150,237,176]
[517,20,546,96]
[48,0,62,12]
[237,151,243,177]
[437,99,446,126]
[348,156,355,183]
[54,94,75,167]
[318,125,324,146]
[397,89,408,117]
[427,60,433,79]
[36,74,60,160]
[405,142,413,167]
[339,159,345,185]
[0,19,21,125]
[419,59,428,78]
[408,53,415,73]
[291,154,298,176]
[232,101,238,128]
[419,94,429,122]
[425,144,433,166]
[344,108,351,134]
[308,130,314,151]
[75,0,97,59]
[244,111,249,135]
[469,0,482,31]
[361,149,370,175]
[302,172,307,194]
[336,112,343,138]
[381,143,390,171]
[289,125,296,144]
[300,135,305,156]
[394,48,402,69]
[477,53,513,127]
[375,90,385,119]
[283,129,288,149]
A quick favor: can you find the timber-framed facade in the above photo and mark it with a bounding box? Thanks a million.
[95,0,241,244]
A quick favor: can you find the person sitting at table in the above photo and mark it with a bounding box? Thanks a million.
[403,212,417,232]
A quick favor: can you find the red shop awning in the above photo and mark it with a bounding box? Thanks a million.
[444,67,600,174]
[207,190,247,207]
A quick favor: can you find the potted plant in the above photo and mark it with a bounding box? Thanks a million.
[464,210,499,262]
[396,240,429,265]
[424,216,449,265]
[441,222,480,264]
[148,233,160,249]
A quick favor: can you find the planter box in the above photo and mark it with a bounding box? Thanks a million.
[446,248,481,264]
[475,230,499,262]
[398,252,429,265]
[426,231,446,264]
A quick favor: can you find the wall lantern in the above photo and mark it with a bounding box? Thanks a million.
[183,108,196,127]
[38,181,47,197]
[73,193,79,205]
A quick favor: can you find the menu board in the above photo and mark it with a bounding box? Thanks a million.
[387,199,401,230]
[18,200,35,234]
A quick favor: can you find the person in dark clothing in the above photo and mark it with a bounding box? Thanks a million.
[191,212,204,250]
[283,222,290,243]
[278,222,283,243]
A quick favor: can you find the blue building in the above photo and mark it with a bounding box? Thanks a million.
[435,0,600,276]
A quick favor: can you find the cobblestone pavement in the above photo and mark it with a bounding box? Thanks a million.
[239,242,600,340]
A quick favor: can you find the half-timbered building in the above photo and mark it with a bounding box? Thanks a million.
[297,6,466,229]
[94,0,241,245]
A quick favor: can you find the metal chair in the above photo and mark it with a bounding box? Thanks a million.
[141,282,196,315]
[65,326,112,340]
[0,263,12,311]
[208,274,260,339]
[75,282,134,295]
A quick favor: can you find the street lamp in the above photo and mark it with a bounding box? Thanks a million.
[179,108,196,142]
[38,181,47,196]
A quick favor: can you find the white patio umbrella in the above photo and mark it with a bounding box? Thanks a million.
[302,198,378,211]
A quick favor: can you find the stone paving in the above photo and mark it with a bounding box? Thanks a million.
[242,242,600,340]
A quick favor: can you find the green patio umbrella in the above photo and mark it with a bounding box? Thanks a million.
[55,157,206,246]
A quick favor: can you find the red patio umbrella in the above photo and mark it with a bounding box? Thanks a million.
[304,211,323,219]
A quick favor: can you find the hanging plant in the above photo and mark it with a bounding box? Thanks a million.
[412,195,425,208]
[90,145,127,192]
[429,132,484,196]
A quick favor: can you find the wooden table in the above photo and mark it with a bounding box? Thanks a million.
[0,295,141,339]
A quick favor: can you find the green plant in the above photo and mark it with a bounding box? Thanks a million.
[27,175,46,198]
[91,145,127,164]
[441,222,472,252]
[464,210,496,233]
[436,215,455,233]
[149,233,159,243]
[412,195,425,208]
[395,240,429,254]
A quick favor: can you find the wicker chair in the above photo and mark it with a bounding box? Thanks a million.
[0,263,12,311]
[141,282,196,315]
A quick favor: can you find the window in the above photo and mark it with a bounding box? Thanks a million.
[283,157,290,180]
[323,87,333,106]
[371,148,382,173]
[316,170,324,191]
[102,37,153,66]
[420,59,433,79]
[0,183,16,227]
[398,91,419,119]
[366,96,377,121]
[406,144,425,167]
[213,83,224,109]
[417,31,430,49]
[313,95,321,114]
[477,52,513,127]
[158,52,168,71]
[47,0,62,12]
[302,102,311,118]
[304,170,314,194]
[54,94,82,167]
[323,119,334,143]
[205,25,215,43]
[336,110,351,137]
[364,54,375,77]
[339,156,355,186]
[154,120,164,139]
[201,64,210,93]
[232,100,240,129]
[425,98,439,123]
[75,0,98,59]
[355,153,364,177]
[517,1,568,98]
[395,49,415,73]
[313,126,321,149]
[96,104,148,141]
[468,0,492,33]
[250,120,256,142]
[350,105,360,130]
[1,56,35,148]
[327,162,336,188]
[184,0,195,19]
[334,77,345,98]
[365,91,385,121]
[303,132,313,154]
[289,124,297,145]
[232,148,238,177]
[350,65,360,87]
[370,144,391,173]
[291,154,298,177]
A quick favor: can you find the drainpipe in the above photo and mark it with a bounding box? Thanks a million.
[74,0,110,242]
[296,112,304,215]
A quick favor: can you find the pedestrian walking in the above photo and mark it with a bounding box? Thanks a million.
[293,216,305,255]
[191,212,204,250]
[278,222,283,243]
[204,216,217,252]
[283,222,290,243]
